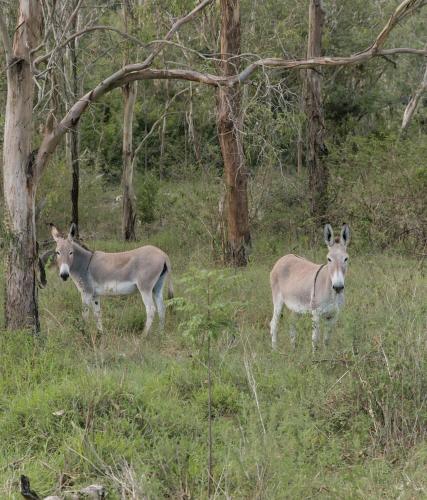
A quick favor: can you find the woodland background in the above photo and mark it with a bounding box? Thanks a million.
[0,0,426,498]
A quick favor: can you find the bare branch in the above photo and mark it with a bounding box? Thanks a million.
[34,25,145,66]
[132,88,190,166]
[35,0,427,179]
[61,0,84,38]
[369,0,427,53]
[233,48,427,84]
[140,0,214,68]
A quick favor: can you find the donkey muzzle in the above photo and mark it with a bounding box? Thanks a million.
[333,284,344,293]
[59,264,70,281]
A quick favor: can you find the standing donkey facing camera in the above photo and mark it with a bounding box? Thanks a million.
[269,224,350,351]
[51,223,173,335]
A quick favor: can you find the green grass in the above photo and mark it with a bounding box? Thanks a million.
[0,234,426,499]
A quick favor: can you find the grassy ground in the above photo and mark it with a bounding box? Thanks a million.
[0,231,426,499]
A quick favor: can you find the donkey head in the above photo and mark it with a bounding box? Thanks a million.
[324,223,350,294]
[51,223,77,281]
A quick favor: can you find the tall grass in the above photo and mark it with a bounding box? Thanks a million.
[0,232,425,498]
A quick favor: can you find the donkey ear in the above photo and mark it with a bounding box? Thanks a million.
[50,223,61,242]
[324,224,334,247]
[68,223,77,240]
[340,224,350,247]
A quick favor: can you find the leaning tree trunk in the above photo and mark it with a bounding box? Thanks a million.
[217,0,251,266]
[401,61,427,133]
[305,0,328,224]
[121,81,138,240]
[2,0,42,331]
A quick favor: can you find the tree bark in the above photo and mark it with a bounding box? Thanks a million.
[305,0,328,224]
[401,61,427,132]
[217,0,250,266]
[2,0,42,331]
[122,81,138,241]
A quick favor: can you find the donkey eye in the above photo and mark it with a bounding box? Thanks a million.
[327,257,332,262]
[56,251,60,255]
[344,257,348,262]
[69,251,73,255]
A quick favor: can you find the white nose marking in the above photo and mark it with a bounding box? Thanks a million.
[332,270,344,287]
[60,263,70,275]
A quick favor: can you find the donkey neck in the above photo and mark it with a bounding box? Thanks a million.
[70,241,94,278]
[313,262,344,312]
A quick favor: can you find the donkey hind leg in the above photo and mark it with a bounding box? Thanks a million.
[153,272,167,331]
[270,296,284,350]
[138,286,156,336]
[289,312,297,349]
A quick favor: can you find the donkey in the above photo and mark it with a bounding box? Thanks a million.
[269,224,350,350]
[51,223,173,334]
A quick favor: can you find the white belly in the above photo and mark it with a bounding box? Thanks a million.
[94,280,137,296]
[284,298,310,314]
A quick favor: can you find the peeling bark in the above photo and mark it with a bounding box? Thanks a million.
[3,1,42,332]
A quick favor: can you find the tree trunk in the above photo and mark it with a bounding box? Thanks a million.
[305,0,328,224]
[2,0,42,331]
[66,12,80,236]
[217,0,250,267]
[401,62,427,133]
[121,0,138,241]
[122,81,138,241]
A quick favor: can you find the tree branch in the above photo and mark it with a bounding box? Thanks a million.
[368,0,426,53]
[132,87,190,167]
[34,25,146,66]
[140,0,214,69]
[35,0,427,179]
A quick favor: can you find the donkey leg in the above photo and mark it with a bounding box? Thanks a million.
[153,273,166,331]
[324,315,337,347]
[92,297,103,333]
[139,289,156,335]
[289,312,297,349]
[81,293,91,322]
[312,312,320,352]
[270,297,283,350]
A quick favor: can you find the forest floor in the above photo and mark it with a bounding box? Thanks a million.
[0,233,426,499]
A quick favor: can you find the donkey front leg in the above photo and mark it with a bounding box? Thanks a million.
[92,297,103,333]
[324,315,337,347]
[81,293,91,322]
[312,312,320,352]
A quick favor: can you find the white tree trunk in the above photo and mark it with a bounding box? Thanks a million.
[401,63,427,132]
[3,0,42,331]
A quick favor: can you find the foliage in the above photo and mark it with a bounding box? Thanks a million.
[172,268,244,343]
